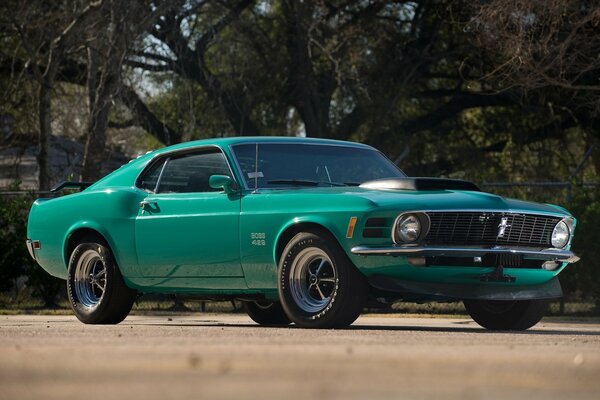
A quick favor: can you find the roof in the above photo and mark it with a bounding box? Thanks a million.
[150,136,373,156]
[87,136,375,190]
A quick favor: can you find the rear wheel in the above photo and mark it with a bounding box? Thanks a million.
[244,301,291,326]
[464,299,549,331]
[278,231,368,328]
[67,237,137,324]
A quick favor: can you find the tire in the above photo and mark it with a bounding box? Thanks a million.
[244,301,291,326]
[67,237,137,324]
[464,299,549,331]
[278,231,368,328]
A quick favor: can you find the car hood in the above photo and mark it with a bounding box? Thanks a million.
[358,188,568,215]
[264,187,570,216]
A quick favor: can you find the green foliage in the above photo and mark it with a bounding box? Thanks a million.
[563,188,600,310]
[0,190,62,306]
[0,192,28,291]
[146,77,234,139]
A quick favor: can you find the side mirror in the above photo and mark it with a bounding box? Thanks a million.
[209,175,237,194]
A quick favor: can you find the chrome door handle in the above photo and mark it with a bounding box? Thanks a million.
[140,200,157,209]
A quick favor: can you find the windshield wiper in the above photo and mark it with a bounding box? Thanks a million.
[267,179,348,187]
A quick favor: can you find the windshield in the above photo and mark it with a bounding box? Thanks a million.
[231,143,406,189]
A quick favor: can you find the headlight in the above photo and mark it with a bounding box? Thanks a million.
[394,214,422,243]
[551,219,570,248]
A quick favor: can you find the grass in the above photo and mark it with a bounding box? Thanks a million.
[1,291,598,319]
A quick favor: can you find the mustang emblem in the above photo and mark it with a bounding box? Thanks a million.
[497,217,511,238]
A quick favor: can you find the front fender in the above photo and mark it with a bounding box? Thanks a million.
[273,215,353,264]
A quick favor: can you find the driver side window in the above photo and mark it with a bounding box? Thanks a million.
[138,149,233,194]
[158,150,232,194]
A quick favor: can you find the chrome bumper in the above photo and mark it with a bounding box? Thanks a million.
[350,245,580,264]
[25,240,36,261]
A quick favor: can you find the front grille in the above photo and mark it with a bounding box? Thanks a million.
[425,212,561,247]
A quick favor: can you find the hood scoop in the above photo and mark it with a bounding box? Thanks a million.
[359,177,480,192]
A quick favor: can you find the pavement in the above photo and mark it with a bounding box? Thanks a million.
[0,314,599,400]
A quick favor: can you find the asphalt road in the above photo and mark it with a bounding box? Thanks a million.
[1,314,599,400]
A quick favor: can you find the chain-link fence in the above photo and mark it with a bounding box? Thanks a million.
[480,182,600,205]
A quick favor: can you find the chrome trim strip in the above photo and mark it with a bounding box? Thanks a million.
[25,240,35,261]
[397,208,570,219]
[153,158,169,193]
[350,245,580,263]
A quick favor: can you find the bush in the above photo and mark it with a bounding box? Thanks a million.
[0,191,63,306]
[563,187,600,311]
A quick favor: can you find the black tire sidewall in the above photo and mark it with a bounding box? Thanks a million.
[244,301,290,325]
[67,241,130,324]
[278,232,366,328]
[464,299,549,331]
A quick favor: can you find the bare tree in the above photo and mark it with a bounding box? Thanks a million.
[81,0,170,181]
[126,0,259,136]
[8,1,105,190]
[468,0,600,115]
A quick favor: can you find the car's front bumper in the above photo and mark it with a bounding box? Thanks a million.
[351,245,579,263]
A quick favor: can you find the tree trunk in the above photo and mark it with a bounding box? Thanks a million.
[282,0,335,138]
[81,2,127,182]
[81,46,108,182]
[81,89,111,181]
[216,88,260,135]
[37,80,51,191]
[86,46,98,113]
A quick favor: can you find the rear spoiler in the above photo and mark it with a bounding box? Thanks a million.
[50,181,93,193]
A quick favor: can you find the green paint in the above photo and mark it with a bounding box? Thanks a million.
[27,137,577,299]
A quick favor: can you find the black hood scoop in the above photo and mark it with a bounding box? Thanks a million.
[359,177,480,192]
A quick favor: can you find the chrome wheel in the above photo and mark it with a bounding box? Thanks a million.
[288,247,338,313]
[73,249,107,309]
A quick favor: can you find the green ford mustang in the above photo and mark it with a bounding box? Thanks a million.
[26,137,579,329]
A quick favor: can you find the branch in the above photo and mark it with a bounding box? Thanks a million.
[375,92,514,142]
[45,0,105,77]
[194,0,254,54]
[333,102,367,139]
[0,56,86,85]
[108,119,137,129]
[131,51,176,64]
[125,59,174,72]
[118,85,182,145]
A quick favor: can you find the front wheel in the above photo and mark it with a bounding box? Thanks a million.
[464,299,549,331]
[67,239,137,324]
[278,231,368,328]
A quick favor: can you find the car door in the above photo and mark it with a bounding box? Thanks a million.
[135,148,243,279]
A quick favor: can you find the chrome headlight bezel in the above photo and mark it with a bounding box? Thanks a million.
[392,212,430,244]
[551,217,574,248]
